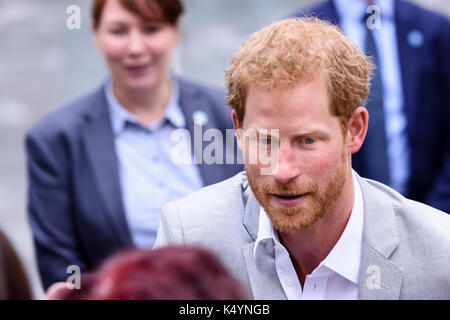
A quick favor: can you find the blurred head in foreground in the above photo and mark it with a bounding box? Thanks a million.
[53,245,247,300]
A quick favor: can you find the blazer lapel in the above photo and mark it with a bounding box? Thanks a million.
[358,243,404,299]
[178,79,233,186]
[81,87,132,246]
[357,176,404,299]
[240,181,286,300]
[395,0,420,143]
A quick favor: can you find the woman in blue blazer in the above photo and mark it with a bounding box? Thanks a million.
[25,0,242,290]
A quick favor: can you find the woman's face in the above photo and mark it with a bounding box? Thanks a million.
[93,0,179,91]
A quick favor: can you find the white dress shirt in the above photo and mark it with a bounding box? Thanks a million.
[253,170,364,300]
[334,0,410,195]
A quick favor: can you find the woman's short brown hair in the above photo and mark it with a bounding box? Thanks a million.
[92,0,184,29]
[225,17,374,133]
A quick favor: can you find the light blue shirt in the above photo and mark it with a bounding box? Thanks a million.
[334,0,410,194]
[105,77,204,248]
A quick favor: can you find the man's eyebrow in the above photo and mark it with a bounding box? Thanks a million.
[293,130,332,141]
[250,128,329,136]
[295,129,325,136]
[254,129,280,135]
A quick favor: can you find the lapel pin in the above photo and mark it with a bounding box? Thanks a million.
[407,30,424,48]
[192,110,209,126]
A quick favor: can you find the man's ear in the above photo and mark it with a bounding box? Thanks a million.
[231,110,243,151]
[346,106,369,154]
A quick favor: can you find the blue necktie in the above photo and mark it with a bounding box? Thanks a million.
[358,13,390,184]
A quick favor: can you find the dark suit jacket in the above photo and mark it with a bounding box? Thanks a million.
[295,0,450,213]
[25,78,243,289]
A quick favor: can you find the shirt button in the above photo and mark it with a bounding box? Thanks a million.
[284,277,294,287]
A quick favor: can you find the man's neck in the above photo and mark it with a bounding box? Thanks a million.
[278,174,355,287]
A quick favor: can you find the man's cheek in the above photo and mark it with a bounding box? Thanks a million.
[246,163,262,178]
[311,155,337,178]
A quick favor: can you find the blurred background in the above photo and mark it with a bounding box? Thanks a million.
[0,0,448,299]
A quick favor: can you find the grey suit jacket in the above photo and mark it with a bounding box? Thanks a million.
[154,171,450,299]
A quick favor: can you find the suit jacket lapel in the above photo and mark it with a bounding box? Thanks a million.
[178,79,229,186]
[358,243,404,299]
[357,176,404,299]
[395,0,419,142]
[81,87,132,246]
[241,180,286,300]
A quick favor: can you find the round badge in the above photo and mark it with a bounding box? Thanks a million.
[407,30,424,48]
[192,110,209,126]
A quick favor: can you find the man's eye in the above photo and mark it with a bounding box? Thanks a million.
[304,137,315,144]
[260,137,271,145]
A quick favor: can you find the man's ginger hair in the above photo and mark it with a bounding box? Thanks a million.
[225,17,374,131]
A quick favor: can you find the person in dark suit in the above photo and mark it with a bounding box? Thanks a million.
[295,0,450,213]
[25,0,242,290]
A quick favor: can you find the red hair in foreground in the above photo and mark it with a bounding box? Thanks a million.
[58,245,247,300]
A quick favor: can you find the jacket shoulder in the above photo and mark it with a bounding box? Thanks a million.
[165,172,247,230]
[361,177,450,239]
[361,177,450,296]
[179,78,225,102]
[178,78,232,125]
[397,0,450,35]
[398,0,449,20]
[26,86,105,143]
[359,177,450,298]
[395,197,450,248]
[395,200,450,297]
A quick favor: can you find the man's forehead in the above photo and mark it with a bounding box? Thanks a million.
[246,75,329,102]
[245,84,330,115]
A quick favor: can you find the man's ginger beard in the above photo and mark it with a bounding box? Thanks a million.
[247,147,348,233]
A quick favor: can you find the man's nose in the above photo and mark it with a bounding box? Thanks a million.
[272,145,301,184]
